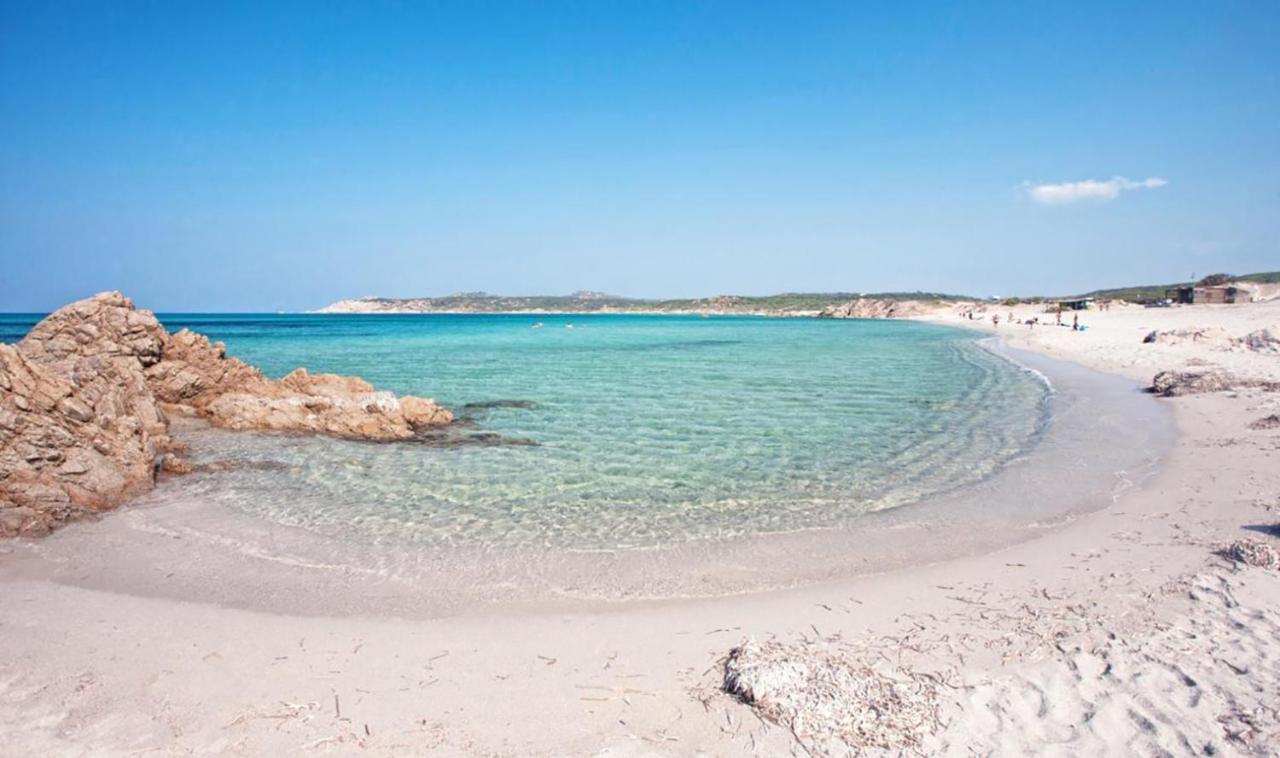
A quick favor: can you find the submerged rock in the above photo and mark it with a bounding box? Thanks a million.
[188,459,297,474]
[461,399,539,411]
[1,291,453,537]
[413,428,539,448]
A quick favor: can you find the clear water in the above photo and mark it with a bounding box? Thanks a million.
[3,312,1048,550]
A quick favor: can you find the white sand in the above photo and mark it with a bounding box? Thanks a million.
[933,298,1280,385]
[2,301,1279,756]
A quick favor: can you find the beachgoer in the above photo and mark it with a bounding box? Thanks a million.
[993,314,1000,327]
[1072,313,1079,331]
[1056,309,1062,326]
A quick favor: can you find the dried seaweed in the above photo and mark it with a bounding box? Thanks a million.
[722,637,940,754]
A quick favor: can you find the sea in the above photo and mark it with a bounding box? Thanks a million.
[4,312,1049,547]
[2,312,1169,611]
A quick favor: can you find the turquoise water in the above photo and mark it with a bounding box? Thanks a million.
[3,313,1049,550]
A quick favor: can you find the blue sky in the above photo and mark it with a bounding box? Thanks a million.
[1,2,1277,311]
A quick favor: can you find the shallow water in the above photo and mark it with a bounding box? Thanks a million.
[3,313,1173,613]
[33,314,1051,548]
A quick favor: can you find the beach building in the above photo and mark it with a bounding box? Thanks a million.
[1054,297,1094,311]
[1165,285,1251,304]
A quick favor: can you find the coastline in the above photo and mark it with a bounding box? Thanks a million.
[0,339,1170,619]
[1,303,1278,754]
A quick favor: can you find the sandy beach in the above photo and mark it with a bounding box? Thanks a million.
[0,298,1275,756]
[6,2,1278,753]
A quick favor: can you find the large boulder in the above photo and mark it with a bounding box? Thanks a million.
[18,291,167,368]
[2,293,174,536]
[2,291,454,536]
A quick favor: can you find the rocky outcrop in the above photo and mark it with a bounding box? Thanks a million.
[145,328,264,405]
[146,328,453,438]
[1150,369,1280,397]
[817,298,930,319]
[2,294,175,536]
[193,367,452,438]
[1,292,453,537]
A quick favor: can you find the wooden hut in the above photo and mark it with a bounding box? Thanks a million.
[1165,286,1250,304]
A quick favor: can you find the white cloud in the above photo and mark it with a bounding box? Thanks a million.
[1023,176,1168,204]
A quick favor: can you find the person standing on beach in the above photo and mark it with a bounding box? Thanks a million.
[1056,309,1062,326]
[1072,313,1079,331]
[993,313,1000,328]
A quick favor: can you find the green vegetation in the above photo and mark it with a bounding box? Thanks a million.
[333,271,1278,313]
[1073,270,1279,303]
[343,290,973,314]
[1196,273,1232,287]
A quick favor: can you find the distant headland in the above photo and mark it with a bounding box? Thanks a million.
[315,290,973,317]
[314,271,1280,316]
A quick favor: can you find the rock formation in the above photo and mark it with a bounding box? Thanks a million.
[1,292,452,537]
[817,298,930,319]
[146,328,452,437]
